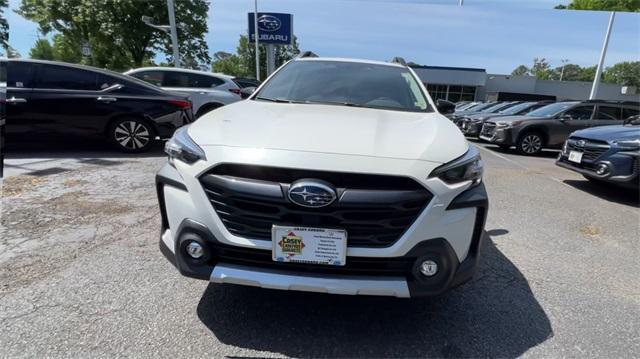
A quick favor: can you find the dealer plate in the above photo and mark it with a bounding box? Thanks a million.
[272,225,347,266]
[568,150,583,163]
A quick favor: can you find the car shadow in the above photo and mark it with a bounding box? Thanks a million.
[563,179,639,208]
[196,234,552,358]
[484,144,560,159]
[3,135,165,160]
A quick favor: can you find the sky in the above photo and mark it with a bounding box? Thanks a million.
[6,0,640,74]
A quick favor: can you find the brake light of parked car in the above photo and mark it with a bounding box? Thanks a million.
[168,99,192,109]
[228,88,242,95]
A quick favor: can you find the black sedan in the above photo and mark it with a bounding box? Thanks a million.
[556,116,640,188]
[4,59,193,152]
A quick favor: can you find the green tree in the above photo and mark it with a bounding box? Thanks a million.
[18,0,210,70]
[213,34,300,78]
[0,0,8,55]
[212,51,249,77]
[555,0,640,11]
[51,34,82,63]
[603,61,640,87]
[29,38,55,60]
[511,65,529,76]
[531,58,553,80]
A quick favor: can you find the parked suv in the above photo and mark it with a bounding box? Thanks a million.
[479,100,640,155]
[125,67,243,118]
[156,56,488,298]
[460,101,551,138]
[5,59,193,152]
[556,116,639,188]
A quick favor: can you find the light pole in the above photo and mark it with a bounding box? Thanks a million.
[559,59,569,81]
[142,0,181,67]
[254,0,260,81]
[590,11,615,100]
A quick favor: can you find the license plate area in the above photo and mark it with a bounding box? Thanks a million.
[272,225,347,266]
[568,150,583,163]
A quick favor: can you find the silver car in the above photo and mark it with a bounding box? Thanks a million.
[125,67,244,118]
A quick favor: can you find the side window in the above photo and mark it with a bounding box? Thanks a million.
[130,71,164,87]
[7,62,34,88]
[596,106,621,120]
[162,72,189,87]
[37,65,99,91]
[563,105,595,120]
[187,74,224,88]
[622,107,639,119]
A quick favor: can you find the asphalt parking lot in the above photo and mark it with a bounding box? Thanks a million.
[1,138,638,358]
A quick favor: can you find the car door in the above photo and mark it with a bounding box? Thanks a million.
[592,105,624,128]
[29,63,112,136]
[5,61,35,136]
[550,104,595,145]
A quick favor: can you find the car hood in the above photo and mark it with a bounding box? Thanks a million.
[572,125,640,142]
[188,100,468,163]
[467,113,507,121]
[486,115,543,124]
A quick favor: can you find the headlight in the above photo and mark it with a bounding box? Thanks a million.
[614,139,640,150]
[495,120,522,128]
[429,145,483,186]
[164,126,206,165]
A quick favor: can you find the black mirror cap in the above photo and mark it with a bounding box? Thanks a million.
[240,86,257,99]
[436,99,456,114]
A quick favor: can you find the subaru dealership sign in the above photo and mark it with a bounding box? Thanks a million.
[248,13,293,45]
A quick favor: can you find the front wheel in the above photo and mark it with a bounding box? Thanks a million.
[108,118,156,153]
[516,132,544,155]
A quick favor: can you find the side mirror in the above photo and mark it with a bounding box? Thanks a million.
[559,114,572,122]
[436,99,456,114]
[240,86,256,99]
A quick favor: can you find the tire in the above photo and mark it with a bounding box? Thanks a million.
[195,103,223,118]
[516,131,544,155]
[107,117,156,153]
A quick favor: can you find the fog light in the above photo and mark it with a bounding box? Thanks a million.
[185,241,204,259]
[419,260,438,277]
[596,163,610,175]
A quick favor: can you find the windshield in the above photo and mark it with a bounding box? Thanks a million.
[482,102,514,113]
[465,103,495,112]
[255,60,430,112]
[527,102,578,117]
[499,102,534,115]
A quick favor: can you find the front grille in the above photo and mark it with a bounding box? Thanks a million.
[211,241,415,276]
[481,123,496,137]
[566,138,610,161]
[199,164,433,248]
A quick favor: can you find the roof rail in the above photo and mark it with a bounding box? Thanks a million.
[297,51,318,59]
[390,57,407,66]
[584,99,640,106]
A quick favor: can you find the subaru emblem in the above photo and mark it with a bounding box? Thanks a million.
[257,15,281,32]
[576,140,586,147]
[288,180,337,208]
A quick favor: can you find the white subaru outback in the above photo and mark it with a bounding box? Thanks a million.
[156,56,488,298]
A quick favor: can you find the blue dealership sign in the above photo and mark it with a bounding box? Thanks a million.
[248,13,293,45]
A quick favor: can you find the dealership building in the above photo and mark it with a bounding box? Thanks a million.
[410,64,638,103]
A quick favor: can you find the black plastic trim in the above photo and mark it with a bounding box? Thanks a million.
[155,163,187,230]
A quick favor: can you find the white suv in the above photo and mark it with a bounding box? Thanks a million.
[156,56,488,298]
[125,67,243,118]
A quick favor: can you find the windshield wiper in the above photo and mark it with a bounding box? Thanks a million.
[255,96,294,103]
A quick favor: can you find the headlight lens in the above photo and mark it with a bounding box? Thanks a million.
[614,139,640,150]
[496,120,522,128]
[429,145,484,186]
[164,126,206,165]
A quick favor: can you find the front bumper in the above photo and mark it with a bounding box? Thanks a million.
[479,126,513,144]
[156,159,488,298]
[556,151,639,185]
